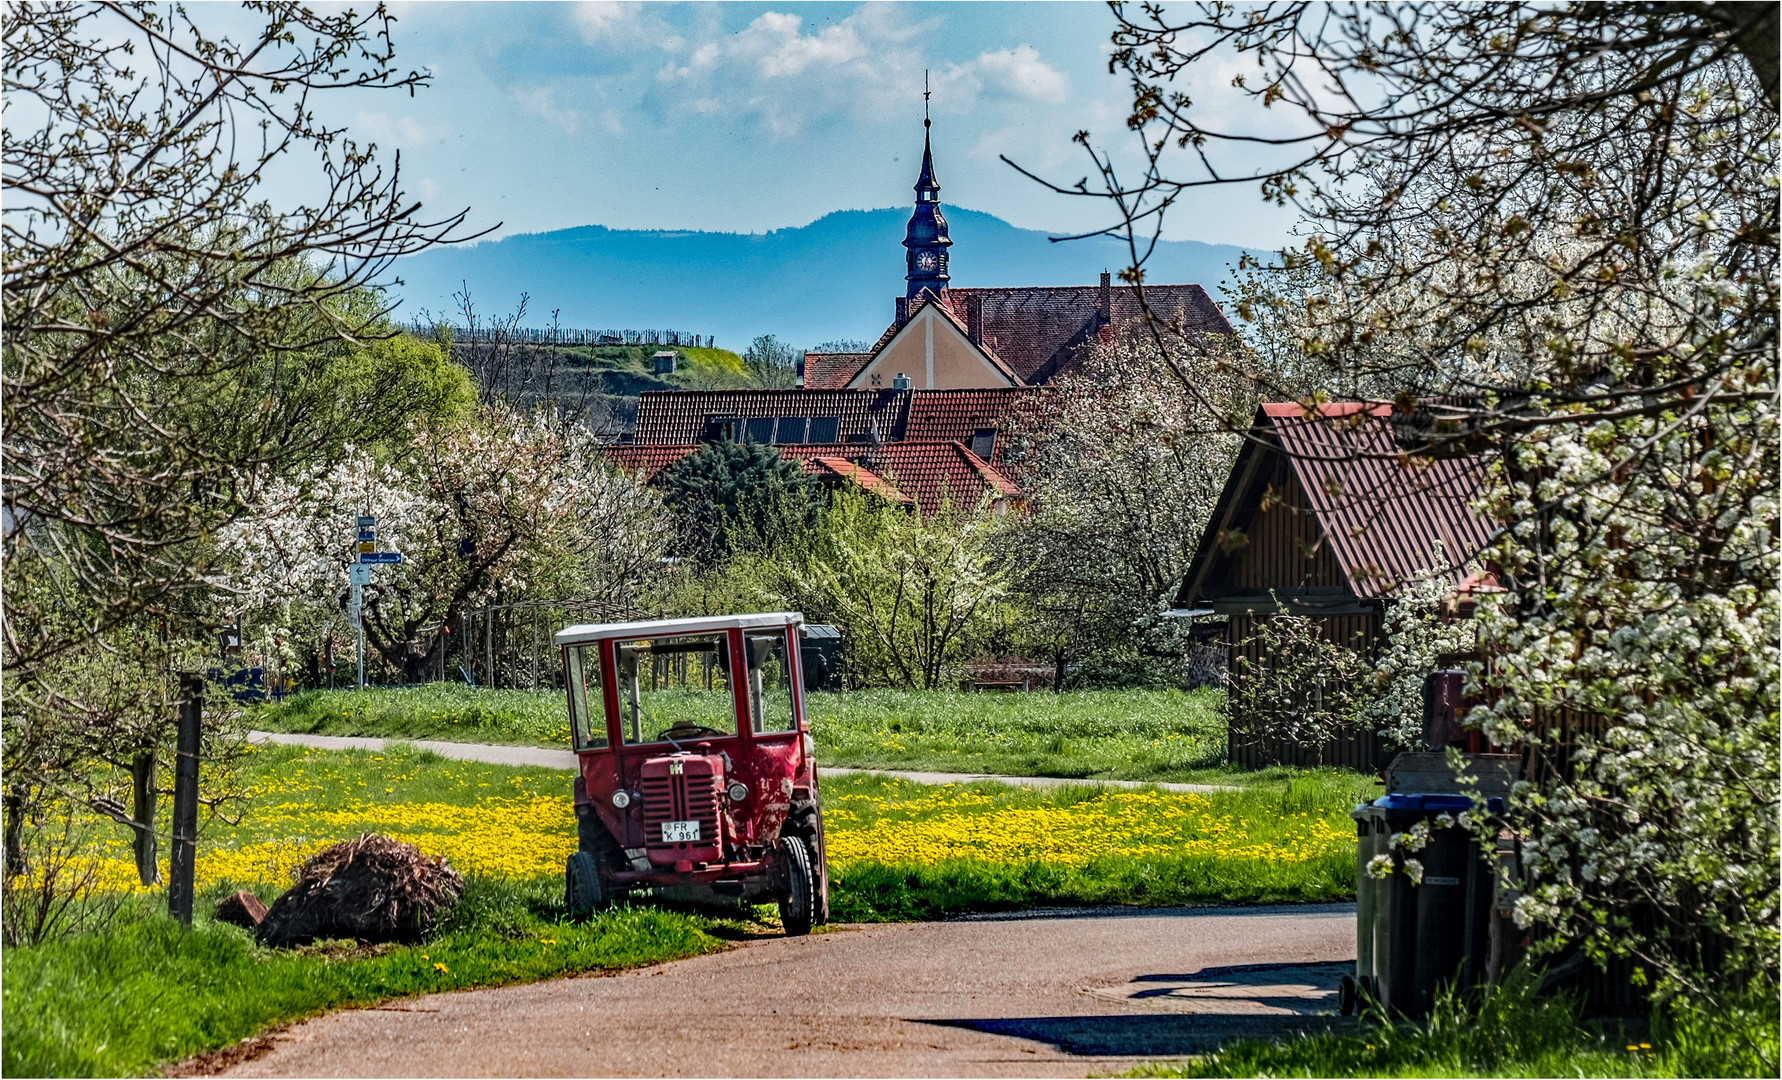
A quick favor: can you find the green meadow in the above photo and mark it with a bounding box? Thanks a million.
[254,684,1269,786]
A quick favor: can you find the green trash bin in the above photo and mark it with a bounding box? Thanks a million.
[1346,793,1497,1018]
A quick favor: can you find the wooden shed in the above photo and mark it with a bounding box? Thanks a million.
[1174,403,1491,770]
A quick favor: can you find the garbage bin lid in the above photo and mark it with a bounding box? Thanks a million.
[1372,793,1476,812]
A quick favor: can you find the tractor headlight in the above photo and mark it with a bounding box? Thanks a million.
[611,790,631,809]
[727,782,749,803]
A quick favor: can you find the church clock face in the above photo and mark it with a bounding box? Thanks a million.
[915,250,939,273]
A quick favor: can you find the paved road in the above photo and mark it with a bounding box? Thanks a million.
[246,731,1238,794]
[222,905,1357,1078]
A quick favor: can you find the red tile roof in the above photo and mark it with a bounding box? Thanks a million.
[629,387,1042,461]
[632,389,913,445]
[901,389,1042,456]
[805,456,914,505]
[856,441,1022,513]
[859,283,1234,387]
[599,439,1021,516]
[602,443,704,475]
[801,352,871,390]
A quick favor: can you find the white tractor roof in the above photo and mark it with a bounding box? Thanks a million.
[554,612,804,646]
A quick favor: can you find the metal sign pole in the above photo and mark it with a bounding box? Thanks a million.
[355,513,375,690]
[346,513,398,691]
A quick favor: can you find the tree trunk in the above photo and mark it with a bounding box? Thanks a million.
[3,787,26,878]
[131,751,159,886]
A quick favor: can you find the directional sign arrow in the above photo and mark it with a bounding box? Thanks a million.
[359,552,403,564]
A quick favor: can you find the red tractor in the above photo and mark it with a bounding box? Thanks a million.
[554,613,829,934]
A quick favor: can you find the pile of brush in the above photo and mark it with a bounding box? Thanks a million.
[254,834,464,948]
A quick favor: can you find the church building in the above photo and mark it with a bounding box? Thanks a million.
[801,117,1235,391]
[604,116,1236,514]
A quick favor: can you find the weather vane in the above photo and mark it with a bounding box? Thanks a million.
[924,70,931,128]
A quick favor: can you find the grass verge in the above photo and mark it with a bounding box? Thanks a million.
[1,880,727,1078]
[254,684,1284,787]
[1122,968,1779,1079]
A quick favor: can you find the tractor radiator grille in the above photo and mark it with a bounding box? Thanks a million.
[641,772,721,849]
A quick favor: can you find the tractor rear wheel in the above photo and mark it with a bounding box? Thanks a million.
[566,850,605,915]
[776,835,815,937]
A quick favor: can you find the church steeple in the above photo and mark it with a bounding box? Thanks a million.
[903,75,951,300]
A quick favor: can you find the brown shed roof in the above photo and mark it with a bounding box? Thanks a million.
[1176,403,1494,606]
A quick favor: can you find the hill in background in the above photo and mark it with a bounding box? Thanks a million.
[390,207,1259,352]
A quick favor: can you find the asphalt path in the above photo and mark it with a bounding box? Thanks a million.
[220,904,1357,1078]
[246,731,1239,794]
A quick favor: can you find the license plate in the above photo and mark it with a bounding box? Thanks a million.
[661,820,700,843]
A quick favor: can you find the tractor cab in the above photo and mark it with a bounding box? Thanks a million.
[554,612,827,934]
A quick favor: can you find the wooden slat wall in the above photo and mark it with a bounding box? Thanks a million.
[1226,610,1388,771]
[1231,458,1348,592]
[1216,461,1387,771]
[1520,705,1615,785]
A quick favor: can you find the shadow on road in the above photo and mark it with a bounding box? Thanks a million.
[949,902,1357,922]
[919,1013,1355,1057]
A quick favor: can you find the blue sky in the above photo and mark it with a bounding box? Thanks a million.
[349,1,1302,248]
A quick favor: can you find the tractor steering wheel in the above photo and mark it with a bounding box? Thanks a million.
[656,723,727,742]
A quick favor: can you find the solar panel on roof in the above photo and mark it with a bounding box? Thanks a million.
[776,416,809,443]
[745,417,775,443]
[809,416,840,443]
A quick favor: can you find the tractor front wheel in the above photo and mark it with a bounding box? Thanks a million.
[785,800,829,925]
[566,850,606,915]
[776,835,815,937]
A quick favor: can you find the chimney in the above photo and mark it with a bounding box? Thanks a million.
[965,293,983,344]
[892,372,911,391]
[1097,271,1112,324]
[895,296,909,325]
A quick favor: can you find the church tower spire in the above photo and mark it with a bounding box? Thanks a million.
[903,74,951,300]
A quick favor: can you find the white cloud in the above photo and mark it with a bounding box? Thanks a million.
[967,46,1069,104]
[351,112,442,149]
[573,2,642,42]
[646,7,1069,140]
[573,1,683,52]
[508,87,583,134]
[733,11,868,77]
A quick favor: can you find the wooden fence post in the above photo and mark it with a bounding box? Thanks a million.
[167,673,202,925]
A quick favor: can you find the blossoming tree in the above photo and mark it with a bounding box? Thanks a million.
[218,410,671,683]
